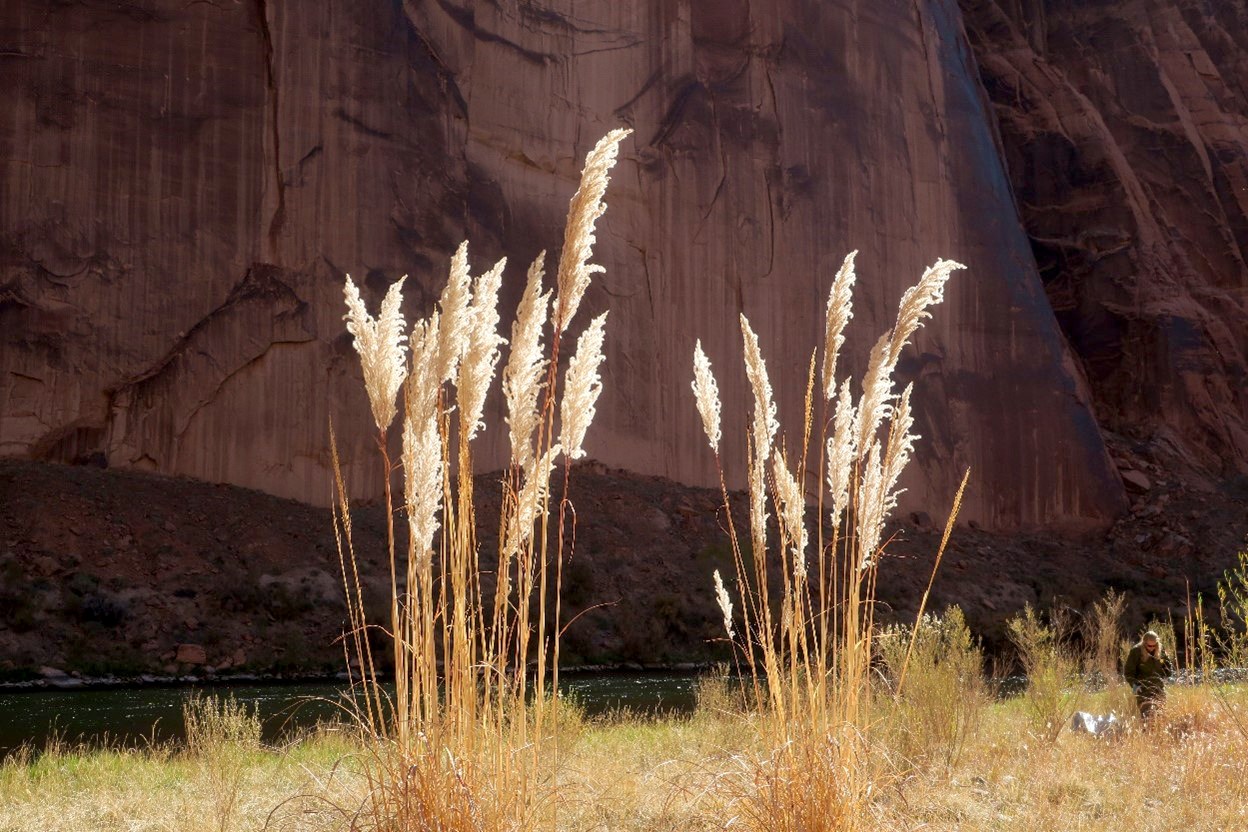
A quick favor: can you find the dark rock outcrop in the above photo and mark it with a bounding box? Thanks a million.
[960,0,1248,486]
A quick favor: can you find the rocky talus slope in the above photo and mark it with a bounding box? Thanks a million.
[1,459,1243,679]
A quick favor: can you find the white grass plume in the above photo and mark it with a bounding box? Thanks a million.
[856,438,885,571]
[879,382,917,518]
[505,444,562,557]
[854,259,964,453]
[854,333,893,473]
[503,252,552,471]
[821,251,857,400]
[403,311,443,565]
[560,312,608,460]
[741,314,778,554]
[691,339,722,453]
[555,129,631,335]
[740,315,778,468]
[855,388,918,572]
[456,257,507,442]
[825,379,857,529]
[885,260,963,368]
[772,449,808,580]
[343,274,408,433]
[436,242,473,386]
[854,385,915,573]
[713,569,734,640]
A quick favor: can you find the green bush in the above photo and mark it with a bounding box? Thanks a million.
[878,606,987,768]
[1006,603,1084,742]
[1217,550,1248,668]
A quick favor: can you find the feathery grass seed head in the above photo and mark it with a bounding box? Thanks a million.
[854,259,963,453]
[713,569,734,640]
[560,312,608,460]
[503,252,552,471]
[691,340,723,453]
[884,259,964,368]
[403,312,444,565]
[826,379,857,528]
[555,129,631,334]
[740,315,778,468]
[437,242,474,386]
[343,274,409,433]
[456,258,507,441]
[740,314,778,555]
[821,251,857,400]
[879,382,917,520]
[856,439,885,570]
[505,444,562,557]
[772,450,808,580]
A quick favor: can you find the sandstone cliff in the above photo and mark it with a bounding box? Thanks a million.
[961,0,1248,484]
[8,0,1219,532]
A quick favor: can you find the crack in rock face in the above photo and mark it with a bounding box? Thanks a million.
[4,0,1241,531]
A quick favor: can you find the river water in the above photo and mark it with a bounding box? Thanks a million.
[0,673,699,756]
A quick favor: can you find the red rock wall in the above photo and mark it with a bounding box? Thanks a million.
[960,0,1248,483]
[0,0,1132,531]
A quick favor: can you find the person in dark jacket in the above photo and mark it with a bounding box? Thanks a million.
[1123,630,1172,723]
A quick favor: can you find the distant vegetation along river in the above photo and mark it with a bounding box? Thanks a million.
[0,672,699,756]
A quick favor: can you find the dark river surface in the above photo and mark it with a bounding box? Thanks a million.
[0,673,700,756]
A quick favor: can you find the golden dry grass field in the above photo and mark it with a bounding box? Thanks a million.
[2,682,1245,832]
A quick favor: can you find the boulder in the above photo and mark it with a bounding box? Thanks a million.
[1121,470,1153,494]
[174,644,208,665]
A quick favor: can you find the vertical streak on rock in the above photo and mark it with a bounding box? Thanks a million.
[254,0,285,252]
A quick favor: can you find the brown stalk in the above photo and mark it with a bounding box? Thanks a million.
[894,468,969,699]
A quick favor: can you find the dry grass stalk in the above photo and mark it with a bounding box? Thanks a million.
[693,255,965,831]
[332,128,629,831]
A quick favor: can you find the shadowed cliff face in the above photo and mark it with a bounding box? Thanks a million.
[0,0,1137,531]
[960,0,1248,484]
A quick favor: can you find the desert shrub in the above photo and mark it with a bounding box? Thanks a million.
[1085,589,1127,684]
[878,606,987,768]
[1217,549,1248,668]
[1007,603,1084,742]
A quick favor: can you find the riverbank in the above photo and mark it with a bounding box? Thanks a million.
[0,672,704,756]
[3,683,1245,831]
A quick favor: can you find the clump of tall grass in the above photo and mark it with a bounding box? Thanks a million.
[332,128,629,830]
[181,694,262,832]
[878,606,987,769]
[1006,604,1084,742]
[691,254,966,829]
